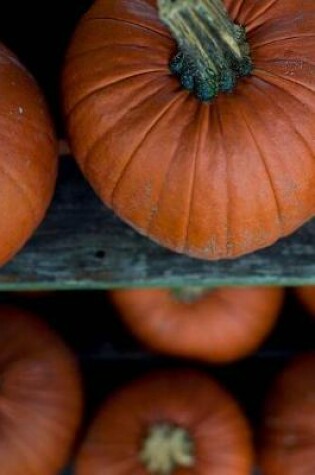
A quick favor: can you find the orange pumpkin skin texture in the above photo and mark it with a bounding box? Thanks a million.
[295,286,315,318]
[62,0,315,260]
[0,305,82,475]
[75,369,253,475]
[259,353,315,475]
[0,44,57,266]
[110,287,283,363]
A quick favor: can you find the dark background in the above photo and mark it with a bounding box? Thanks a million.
[0,0,93,135]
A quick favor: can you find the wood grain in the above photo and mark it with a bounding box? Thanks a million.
[0,157,314,290]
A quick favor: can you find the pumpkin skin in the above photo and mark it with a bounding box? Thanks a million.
[0,305,82,475]
[62,0,315,260]
[75,369,253,474]
[110,287,283,363]
[259,352,315,475]
[0,43,57,266]
[294,286,315,317]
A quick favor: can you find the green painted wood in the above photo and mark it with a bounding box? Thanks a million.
[0,157,314,290]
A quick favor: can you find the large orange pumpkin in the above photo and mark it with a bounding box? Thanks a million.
[259,352,315,475]
[110,287,283,363]
[0,305,82,474]
[0,43,57,266]
[62,0,315,260]
[75,369,253,474]
[294,286,315,318]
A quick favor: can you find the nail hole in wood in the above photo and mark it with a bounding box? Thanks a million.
[95,250,106,259]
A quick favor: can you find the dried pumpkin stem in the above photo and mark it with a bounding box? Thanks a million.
[140,423,195,474]
[158,0,253,101]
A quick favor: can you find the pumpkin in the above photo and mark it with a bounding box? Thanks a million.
[259,352,315,475]
[0,305,82,474]
[294,286,315,318]
[75,369,253,474]
[0,43,57,266]
[62,0,315,260]
[110,286,283,363]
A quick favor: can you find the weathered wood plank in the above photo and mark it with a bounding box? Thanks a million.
[0,157,314,290]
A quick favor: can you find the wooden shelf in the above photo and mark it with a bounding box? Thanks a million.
[1,157,314,290]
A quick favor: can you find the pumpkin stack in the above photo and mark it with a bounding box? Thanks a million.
[60,0,315,472]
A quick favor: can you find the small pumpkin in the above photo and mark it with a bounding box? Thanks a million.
[0,43,57,266]
[294,286,315,318]
[62,0,315,260]
[0,305,82,474]
[75,369,253,474]
[259,352,315,475]
[110,287,283,363]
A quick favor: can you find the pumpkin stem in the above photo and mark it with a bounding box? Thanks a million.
[171,286,210,303]
[140,423,195,474]
[158,0,253,101]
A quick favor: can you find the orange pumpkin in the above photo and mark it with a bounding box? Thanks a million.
[0,305,82,474]
[62,0,315,260]
[259,352,315,475]
[75,369,253,474]
[294,286,315,318]
[0,43,57,266]
[110,287,283,363]
[0,45,57,265]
